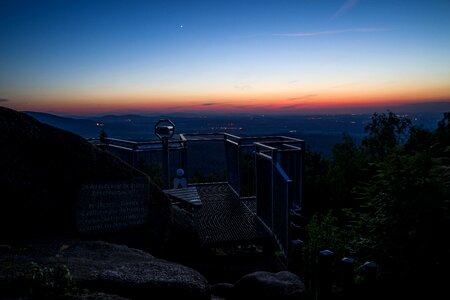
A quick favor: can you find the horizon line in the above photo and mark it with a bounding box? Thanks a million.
[10,100,448,118]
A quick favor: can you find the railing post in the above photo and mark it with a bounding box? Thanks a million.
[340,257,355,298]
[300,140,305,211]
[271,149,277,231]
[237,139,241,196]
[131,144,138,168]
[317,249,335,300]
[305,247,315,297]
[182,140,188,179]
[289,239,304,275]
[162,138,170,189]
[362,261,378,299]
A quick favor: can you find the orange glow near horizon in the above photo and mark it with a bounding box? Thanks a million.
[4,92,450,115]
[2,1,450,116]
[3,72,450,115]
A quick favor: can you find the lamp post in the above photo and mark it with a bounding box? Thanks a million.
[155,119,175,189]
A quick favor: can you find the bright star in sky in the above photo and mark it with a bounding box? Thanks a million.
[0,0,449,115]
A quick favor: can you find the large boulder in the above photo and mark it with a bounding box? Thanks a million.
[0,239,210,299]
[74,292,130,300]
[233,271,306,299]
[164,205,201,262]
[211,282,235,299]
[0,106,171,244]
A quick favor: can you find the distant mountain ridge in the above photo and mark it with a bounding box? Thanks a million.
[23,109,447,156]
[25,111,98,137]
[0,107,153,237]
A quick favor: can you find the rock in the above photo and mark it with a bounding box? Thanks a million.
[74,291,131,300]
[0,106,171,245]
[165,206,201,261]
[172,205,195,232]
[211,282,235,299]
[233,271,306,300]
[0,239,210,299]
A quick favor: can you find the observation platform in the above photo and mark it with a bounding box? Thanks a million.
[90,132,305,258]
[164,186,202,209]
[192,183,269,247]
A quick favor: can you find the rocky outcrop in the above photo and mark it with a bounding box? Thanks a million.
[211,282,235,299]
[74,291,131,300]
[0,106,171,244]
[0,239,210,299]
[233,271,306,299]
[164,205,201,262]
[209,271,307,300]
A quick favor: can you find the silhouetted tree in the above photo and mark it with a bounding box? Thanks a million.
[303,149,331,216]
[99,128,108,144]
[303,112,450,297]
[404,126,433,153]
[346,112,450,295]
[362,112,411,160]
[435,111,450,148]
[327,133,366,216]
[137,160,163,188]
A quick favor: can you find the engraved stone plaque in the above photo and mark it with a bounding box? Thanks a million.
[76,177,149,234]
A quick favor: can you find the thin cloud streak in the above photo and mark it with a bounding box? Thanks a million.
[0,98,9,102]
[274,28,389,37]
[288,94,318,101]
[199,102,221,106]
[332,0,358,19]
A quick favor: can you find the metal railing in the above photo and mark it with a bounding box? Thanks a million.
[89,134,303,197]
[89,133,305,259]
[254,140,305,259]
[89,137,184,166]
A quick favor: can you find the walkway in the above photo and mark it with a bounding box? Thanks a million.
[193,183,270,246]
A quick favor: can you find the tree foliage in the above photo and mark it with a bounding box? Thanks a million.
[303,111,450,290]
[352,150,449,271]
[99,128,108,144]
[362,112,411,160]
[303,149,330,215]
[327,133,367,216]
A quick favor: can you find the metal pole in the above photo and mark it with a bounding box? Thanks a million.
[300,141,305,212]
[317,249,335,300]
[340,257,355,297]
[182,140,188,179]
[162,137,169,189]
[154,118,175,189]
[237,139,241,196]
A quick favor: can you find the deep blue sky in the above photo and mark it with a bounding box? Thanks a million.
[1,0,449,114]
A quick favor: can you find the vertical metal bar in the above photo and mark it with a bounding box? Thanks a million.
[289,239,304,276]
[237,139,241,196]
[285,180,289,258]
[300,141,305,211]
[132,144,138,167]
[272,148,278,232]
[270,157,274,231]
[317,250,335,300]
[182,140,188,179]
[162,138,169,189]
[254,150,258,213]
[340,257,355,297]
[362,261,378,298]
[224,135,229,184]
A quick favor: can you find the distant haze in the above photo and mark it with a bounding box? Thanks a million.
[12,101,450,117]
[25,110,446,157]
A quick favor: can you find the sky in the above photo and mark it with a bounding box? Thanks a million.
[1,0,450,115]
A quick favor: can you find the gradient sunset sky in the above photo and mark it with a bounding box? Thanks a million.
[1,0,449,115]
